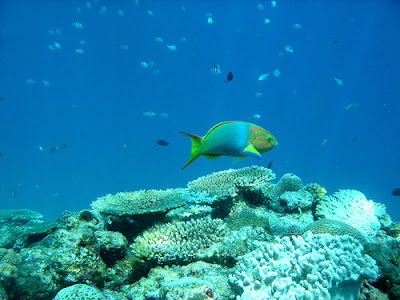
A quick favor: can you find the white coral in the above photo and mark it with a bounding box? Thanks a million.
[229,232,379,300]
[316,189,391,237]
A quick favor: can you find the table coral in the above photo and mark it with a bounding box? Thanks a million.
[187,165,275,199]
[91,188,187,216]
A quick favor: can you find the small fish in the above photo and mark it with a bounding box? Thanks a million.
[72,22,83,29]
[293,23,302,29]
[248,114,261,120]
[264,18,271,24]
[120,44,128,50]
[207,17,213,24]
[49,146,58,153]
[157,139,169,146]
[351,137,359,143]
[159,113,169,118]
[146,10,153,17]
[267,160,273,169]
[225,72,233,82]
[273,69,280,77]
[75,48,84,54]
[180,121,278,169]
[42,80,50,87]
[39,146,44,151]
[143,111,156,117]
[284,45,294,53]
[320,139,328,147]
[330,39,340,44]
[345,102,359,110]
[166,44,177,51]
[334,77,343,86]
[26,79,36,84]
[210,63,221,75]
[155,37,163,43]
[0,96,4,102]
[59,144,67,149]
[258,74,269,81]
[140,61,149,69]
[392,188,400,196]
[11,190,16,198]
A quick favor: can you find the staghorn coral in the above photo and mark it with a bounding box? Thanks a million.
[187,165,275,199]
[229,232,379,300]
[315,189,391,237]
[91,188,187,216]
[132,218,229,263]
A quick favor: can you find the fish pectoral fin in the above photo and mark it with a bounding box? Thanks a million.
[202,154,221,160]
[232,157,243,164]
[243,144,262,159]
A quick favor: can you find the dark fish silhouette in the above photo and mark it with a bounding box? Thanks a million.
[392,188,400,196]
[59,144,67,149]
[49,146,58,153]
[0,152,2,157]
[157,139,169,146]
[351,137,359,143]
[0,96,4,102]
[267,160,273,169]
[225,72,233,82]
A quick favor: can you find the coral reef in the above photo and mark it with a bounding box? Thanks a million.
[229,232,379,299]
[91,188,187,216]
[0,166,397,299]
[0,209,43,225]
[132,218,229,263]
[269,173,303,212]
[187,165,275,199]
[123,261,236,299]
[54,284,105,300]
[304,219,369,245]
[315,189,391,237]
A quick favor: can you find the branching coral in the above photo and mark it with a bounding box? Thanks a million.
[132,218,229,263]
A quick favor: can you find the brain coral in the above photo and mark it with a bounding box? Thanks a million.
[229,232,379,300]
[54,284,105,300]
[304,219,368,245]
[269,173,303,212]
[315,189,391,237]
[91,188,187,216]
[132,218,229,263]
[187,165,275,199]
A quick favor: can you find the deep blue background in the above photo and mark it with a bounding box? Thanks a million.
[1,0,399,221]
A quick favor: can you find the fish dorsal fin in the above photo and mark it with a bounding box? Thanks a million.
[243,144,262,159]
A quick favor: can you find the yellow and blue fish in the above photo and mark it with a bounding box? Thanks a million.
[180,121,278,169]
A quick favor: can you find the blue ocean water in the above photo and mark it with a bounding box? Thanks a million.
[0,0,399,221]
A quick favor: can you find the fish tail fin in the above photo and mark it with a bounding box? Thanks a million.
[180,132,203,169]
